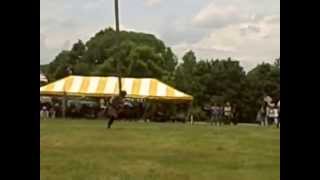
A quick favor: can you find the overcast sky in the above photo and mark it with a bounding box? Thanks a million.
[40,0,280,71]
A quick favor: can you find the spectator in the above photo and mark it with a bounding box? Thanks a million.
[270,102,279,127]
[218,105,224,126]
[40,105,49,120]
[49,105,56,119]
[257,104,267,126]
[124,99,134,108]
[231,104,238,125]
[210,103,218,126]
[265,102,272,126]
[267,102,278,127]
[54,103,60,118]
[224,102,232,125]
[277,100,280,128]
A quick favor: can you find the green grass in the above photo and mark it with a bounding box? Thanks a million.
[40,119,280,180]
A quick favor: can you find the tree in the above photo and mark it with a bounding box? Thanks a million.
[46,51,73,80]
[73,63,92,75]
[174,51,198,98]
[174,53,247,109]
[43,27,177,82]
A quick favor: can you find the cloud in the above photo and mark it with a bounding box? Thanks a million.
[172,14,280,71]
[40,17,89,64]
[144,0,162,7]
[158,17,206,46]
[40,0,279,70]
[40,18,145,64]
[40,33,61,64]
[240,25,260,36]
[192,2,250,29]
[82,0,106,9]
[117,24,136,32]
[264,15,280,24]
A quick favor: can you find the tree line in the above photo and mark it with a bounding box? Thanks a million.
[41,27,280,123]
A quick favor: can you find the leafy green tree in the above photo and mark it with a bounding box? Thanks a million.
[174,50,198,94]
[43,27,177,82]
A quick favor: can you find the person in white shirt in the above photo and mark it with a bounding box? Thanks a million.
[272,105,279,126]
[224,102,232,125]
[265,103,272,126]
[40,105,49,120]
[276,100,280,128]
[268,102,279,127]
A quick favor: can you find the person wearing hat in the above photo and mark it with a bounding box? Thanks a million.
[106,90,127,129]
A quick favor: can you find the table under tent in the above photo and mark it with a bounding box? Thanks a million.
[40,75,193,122]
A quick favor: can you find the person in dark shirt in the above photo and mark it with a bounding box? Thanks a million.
[210,103,219,126]
[106,91,127,129]
[231,104,238,125]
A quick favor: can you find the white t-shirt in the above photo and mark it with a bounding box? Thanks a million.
[224,106,232,116]
[269,108,278,118]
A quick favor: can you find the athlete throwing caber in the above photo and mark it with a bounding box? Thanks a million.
[106,90,127,129]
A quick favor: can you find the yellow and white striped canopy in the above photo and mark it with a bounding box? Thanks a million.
[40,75,193,101]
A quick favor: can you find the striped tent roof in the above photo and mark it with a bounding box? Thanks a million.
[40,75,193,101]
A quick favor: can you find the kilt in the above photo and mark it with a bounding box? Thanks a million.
[107,106,118,119]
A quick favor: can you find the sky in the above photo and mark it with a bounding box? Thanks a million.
[40,0,280,71]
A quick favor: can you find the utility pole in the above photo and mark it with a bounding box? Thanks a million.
[114,0,122,94]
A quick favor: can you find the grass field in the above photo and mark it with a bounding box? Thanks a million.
[40,119,280,180]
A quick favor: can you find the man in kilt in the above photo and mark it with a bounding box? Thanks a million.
[106,90,127,129]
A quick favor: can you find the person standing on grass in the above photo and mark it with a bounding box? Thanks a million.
[49,104,56,119]
[40,104,49,120]
[210,103,219,126]
[266,102,276,126]
[224,102,232,125]
[269,102,279,127]
[256,107,262,125]
[277,100,280,128]
[265,102,272,126]
[263,96,273,126]
[257,103,267,126]
[217,104,224,126]
[256,106,262,126]
[54,102,61,118]
[231,104,238,125]
[106,90,127,129]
